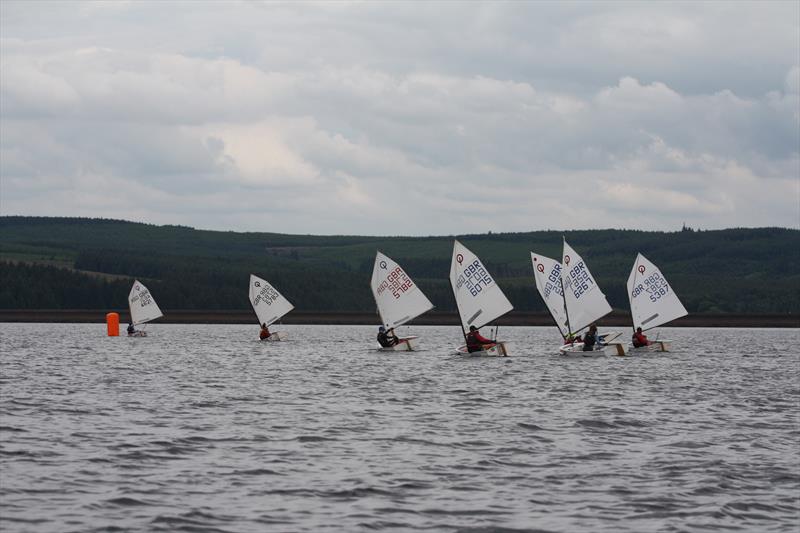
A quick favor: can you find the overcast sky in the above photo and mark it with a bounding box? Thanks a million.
[1,1,798,235]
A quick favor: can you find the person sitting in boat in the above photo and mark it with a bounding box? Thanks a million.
[259,323,271,340]
[582,324,598,351]
[127,323,135,336]
[466,325,494,353]
[632,327,651,348]
[377,326,399,347]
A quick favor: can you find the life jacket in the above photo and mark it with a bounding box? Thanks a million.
[260,328,270,340]
[377,332,392,347]
[466,331,484,352]
[632,332,648,347]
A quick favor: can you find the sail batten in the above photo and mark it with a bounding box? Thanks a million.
[249,274,294,327]
[128,280,163,326]
[627,253,687,331]
[449,240,513,330]
[370,252,433,329]
[561,240,612,333]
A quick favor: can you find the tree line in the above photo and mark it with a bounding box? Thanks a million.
[1,216,798,314]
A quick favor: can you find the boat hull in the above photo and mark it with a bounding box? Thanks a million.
[128,331,147,337]
[261,330,288,342]
[630,340,672,353]
[456,341,510,357]
[377,336,420,352]
[558,341,628,357]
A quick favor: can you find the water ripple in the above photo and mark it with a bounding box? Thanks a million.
[1,324,798,532]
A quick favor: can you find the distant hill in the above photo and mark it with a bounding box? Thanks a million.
[1,216,798,316]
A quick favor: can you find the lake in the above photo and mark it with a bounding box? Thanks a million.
[1,324,798,532]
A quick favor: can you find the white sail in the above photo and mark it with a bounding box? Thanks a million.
[531,252,569,338]
[561,240,612,333]
[249,274,294,327]
[370,251,434,329]
[449,240,513,330]
[627,253,688,331]
[128,280,163,326]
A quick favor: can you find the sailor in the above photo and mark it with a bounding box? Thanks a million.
[259,323,271,340]
[582,324,598,351]
[377,326,399,347]
[632,327,651,347]
[127,323,135,336]
[466,325,494,353]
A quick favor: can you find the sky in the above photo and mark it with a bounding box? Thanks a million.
[1,1,798,235]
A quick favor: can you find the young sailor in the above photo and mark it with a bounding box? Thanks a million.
[377,326,399,347]
[127,323,136,336]
[632,327,651,348]
[582,324,598,351]
[259,323,271,340]
[466,325,495,353]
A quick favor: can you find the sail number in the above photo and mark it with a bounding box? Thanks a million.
[456,260,494,297]
[377,267,415,299]
[254,285,280,306]
[543,264,564,299]
[632,273,670,302]
[565,261,595,299]
[131,291,153,307]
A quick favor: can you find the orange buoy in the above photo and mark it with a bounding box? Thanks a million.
[106,312,120,337]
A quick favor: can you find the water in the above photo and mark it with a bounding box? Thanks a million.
[1,324,798,532]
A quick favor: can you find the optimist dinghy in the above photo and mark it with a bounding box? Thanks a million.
[542,239,626,357]
[627,253,688,353]
[449,240,513,357]
[370,251,434,351]
[249,274,294,341]
[127,280,163,337]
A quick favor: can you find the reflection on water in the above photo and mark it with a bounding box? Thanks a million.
[1,324,798,532]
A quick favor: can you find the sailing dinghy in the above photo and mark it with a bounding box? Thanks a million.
[627,253,687,352]
[128,280,163,337]
[370,252,434,351]
[556,240,626,357]
[249,274,294,341]
[449,240,513,356]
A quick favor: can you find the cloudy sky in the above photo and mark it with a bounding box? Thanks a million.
[1,1,798,235]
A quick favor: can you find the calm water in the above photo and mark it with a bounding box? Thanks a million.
[1,324,799,532]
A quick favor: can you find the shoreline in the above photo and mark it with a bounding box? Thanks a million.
[0,310,797,328]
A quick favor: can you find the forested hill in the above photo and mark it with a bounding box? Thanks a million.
[1,216,798,315]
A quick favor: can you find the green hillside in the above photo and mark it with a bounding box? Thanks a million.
[1,216,798,315]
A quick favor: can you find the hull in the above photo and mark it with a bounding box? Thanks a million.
[378,336,420,352]
[630,340,672,353]
[128,331,147,337]
[456,341,510,357]
[558,341,628,357]
[261,330,288,342]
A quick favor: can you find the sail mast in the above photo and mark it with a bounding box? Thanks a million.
[628,254,641,332]
[560,238,574,337]
[560,276,573,338]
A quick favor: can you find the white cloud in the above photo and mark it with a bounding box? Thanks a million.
[0,1,798,233]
